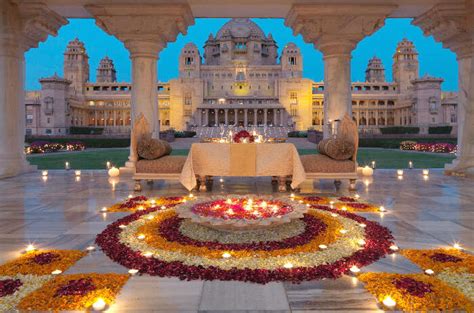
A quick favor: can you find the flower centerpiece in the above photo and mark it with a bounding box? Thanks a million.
[175,195,308,231]
[233,130,255,143]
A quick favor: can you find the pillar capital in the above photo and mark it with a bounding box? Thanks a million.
[285,4,396,56]
[412,2,473,59]
[86,4,194,57]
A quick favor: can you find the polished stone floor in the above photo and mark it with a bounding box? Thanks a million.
[0,170,472,312]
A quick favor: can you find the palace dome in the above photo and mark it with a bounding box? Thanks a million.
[215,18,266,40]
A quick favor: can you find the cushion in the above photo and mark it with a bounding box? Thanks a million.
[300,154,356,173]
[337,114,359,160]
[318,138,355,160]
[137,135,172,160]
[136,156,186,174]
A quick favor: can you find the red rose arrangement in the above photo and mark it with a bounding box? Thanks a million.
[233,130,255,143]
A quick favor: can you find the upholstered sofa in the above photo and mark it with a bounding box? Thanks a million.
[299,114,359,190]
[131,115,186,191]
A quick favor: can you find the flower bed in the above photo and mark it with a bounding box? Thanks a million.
[0,250,87,275]
[17,273,128,311]
[96,196,394,284]
[400,141,457,153]
[358,273,473,311]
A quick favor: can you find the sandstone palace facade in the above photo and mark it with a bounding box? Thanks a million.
[25,18,458,136]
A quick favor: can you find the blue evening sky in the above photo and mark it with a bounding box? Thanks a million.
[25,18,458,91]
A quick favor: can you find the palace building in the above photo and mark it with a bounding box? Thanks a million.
[25,18,458,136]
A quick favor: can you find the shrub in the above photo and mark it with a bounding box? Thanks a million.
[174,130,197,138]
[25,137,130,148]
[66,141,86,151]
[380,127,420,134]
[288,131,308,138]
[28,141,63,154]
[400,141,417,150]
[69,127,104,135]
[428,126,453,134]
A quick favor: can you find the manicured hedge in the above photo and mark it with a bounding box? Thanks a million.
[174,130,197,138]
[69,127,104,135]
[428,126,453,134]
[379,127,420,134]
[25,137,130,148]
[288,131,308,138]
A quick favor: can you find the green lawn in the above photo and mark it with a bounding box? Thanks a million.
[27,148,455,170]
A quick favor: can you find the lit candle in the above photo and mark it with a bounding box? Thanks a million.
[108,167,119,177]
[359,223,367,228]
[137,206,145,211]
[284,262,293,269]
[371,161,376,169]
[75,170,81,177]
[354,194,360,200]
[453,243,462,250]
[92,298,107,311]
[188,193,194,198]
[222,252,231,258]
[106,161,111,169]
[41,170,48,177]
[382,296,396,308]
[119,224,127,229]
[379,206,386,212]
[357,239,366,246]
[143,252,153,257]
[137,234,145,240]
[389,245,399,251]
[397,169,404,176]
[128,194,133,199]
[51,269,62,275]
[422,169,429,176]
[362,166,374,176]
[25,244,36,253]
[65,162,70,170]
[339,229,348,234]
[86,245,95,251]
[341,206,348,211]
[318,244,328,250]
[128,269,139,275]
[349,265,361,273]
[100,207,108,212]
[409,161,413,169]
[424,269,434,275]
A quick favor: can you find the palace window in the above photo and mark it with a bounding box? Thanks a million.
[290,92,298,105]
[185,57,193,65]
[289,57,296,65]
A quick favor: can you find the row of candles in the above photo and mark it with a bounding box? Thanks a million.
[40,161,120,179]
[370,160,417,170]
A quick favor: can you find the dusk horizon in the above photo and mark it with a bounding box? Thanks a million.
[25,17,458,91]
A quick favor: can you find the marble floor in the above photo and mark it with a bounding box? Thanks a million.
[0,170,472,312]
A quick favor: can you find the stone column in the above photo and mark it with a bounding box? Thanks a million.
[254,109,258,126]
[87,4,194,168]
[280,110,285,126]
[244,109,248,127]
[286,3,395,137]
[273,109,277,126]
[234,109,238,125]
[214,109,218,126]
[264,109,268,125]
[205,109,209,126]
[224,109,228,126]
[0,1,66,178]
[413,2,474,174]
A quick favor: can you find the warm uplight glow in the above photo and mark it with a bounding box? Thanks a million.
[382,296,396,308]
[284,262,294,269]
[222,252,231,258]
[92,298,107,311]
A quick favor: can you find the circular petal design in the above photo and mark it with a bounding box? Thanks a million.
[96,196,395,284]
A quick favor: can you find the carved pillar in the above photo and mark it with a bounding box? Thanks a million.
[0,1,67,178]
[286,3,395,137]
[214,109,218,126]
[87,4,193,168]
[234,109,238,125]
[413,2,474,174]
[254,109,258,126]
[224,109,228,126]
[273,109,277,126]
[205,109,209,126]
[280,110,285,126]
[244,109,248,127]
[264,109,268,125]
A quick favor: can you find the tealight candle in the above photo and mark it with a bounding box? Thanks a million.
[143,252,153,257]
[371,161,376,169]
[100,207,107,212]
[339,229,348,234]
[319,244,327,249]
[25,244,36,253]
[137,234,145,240]
[51,269,62,275]
[354,194,360,200]
[65,162,70,170]
[357,239,366,246]
[424,269,434,275]
[75,170,81,176]
[106,161,111,169]
[349,265,360,273]
[137,206,145,211]
[188,193,194,198]
[42,170,48,177]
[284,262,293,269]
[362,166,374,177]
[409,161,413,169]
[92,298,107,311]
[86,245,95,251]
[389,245,399,251]
[453,243,462,250]
[150,199,156,205]
[382,296,396,308]
[359,223,367,228]
[379,206,386,212]
[119,224,127,229]
[108,167,119,177]
[341,206,347,211]
[422,169,429,176]
[222,252,231,258]
[128,269,139,275]
[397,169,404,176]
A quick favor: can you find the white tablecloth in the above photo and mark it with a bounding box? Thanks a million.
[180,143,306,190]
